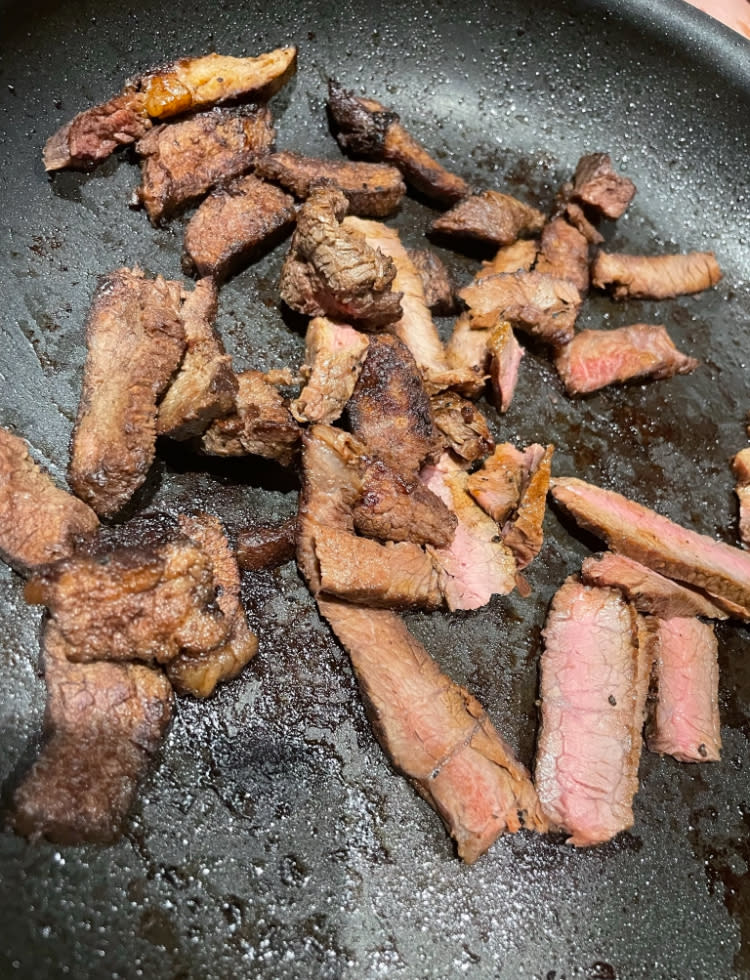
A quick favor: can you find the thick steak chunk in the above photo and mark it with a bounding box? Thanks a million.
[430,190,545,246]
[476,239,539,280]
[535,216,590,293]
[406,248,456,316]
[592,250,722,300]
[430,391,494,463]
[564,153,636,220]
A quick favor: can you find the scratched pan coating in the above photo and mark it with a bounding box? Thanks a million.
[0,0,749,977]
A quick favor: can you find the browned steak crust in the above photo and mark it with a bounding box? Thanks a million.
[430,190,545,246]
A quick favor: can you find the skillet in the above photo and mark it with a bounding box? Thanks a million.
[0,0,749,976]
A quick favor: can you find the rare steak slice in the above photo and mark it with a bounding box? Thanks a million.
[502,444,554,570]
[327,80,469,205]
[563,153,636,220]
[476,239,539,280]
[255,150,405,217]
[646,616,721,763]
[534,216,590,293]
[555,324,698,396]
[535,578,646,846]
[406,248,457,316]
[0,427,99,575]
[430,190,545,247]
[430,391,494,463]
[68,267,185,517]
[318,597,548,863]
[236,515,298,571]
[732,448,750,549]
[591,250,722,300]
[291,317,369,425]
[13,623,173,844]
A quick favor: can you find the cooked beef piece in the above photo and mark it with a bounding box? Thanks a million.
[430,391,494,463]
[563,153,636,221]
[459,271,582,347]
[279,186,402,327]
[646,616,721,763]
[486,319,524,413]
[445,313,490,397]
[550,477,750,616]
[13,623,173,844]
[581,553,731,620]
[236,515,298,571]
[466,443,529,525]
[406,249,456,316]
[318,598,548,862]
[183,174,296,282]
[562,201,604,244]
[156,279,237,440]
[255,151,405,217]
[327,80,469,206]
[44,90,152,171]
[732,448,750,548]
[591,250,722,300]
[135,106,275,223]
[291,317,369,424]
[535,578,646,846]
[68,268,185,517]
[555,324,698,396]
[430,190,545,247]
[534,216,590,293]
[476,239,539,280]
[0,428,99,575]
[423,453,517,610]
[345,334,443,476]
[502,444,553,570]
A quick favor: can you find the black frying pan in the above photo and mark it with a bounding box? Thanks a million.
[1,0,749,977]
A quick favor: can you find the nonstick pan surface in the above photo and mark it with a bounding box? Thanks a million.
[0,0,749,977]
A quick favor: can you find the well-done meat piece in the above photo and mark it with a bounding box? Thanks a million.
[135,106,275,223]
[562,201,604,244]
[534,217,590,293]
[202,370,300,466]
[591,250,722,300]
[68,268,185,518]
[476,239,539,280]
[564,153,636,221]
[423,453,517,611]
[466,443,529,525]
[183,174,296,282]
[279,186,402,327]
[550,477,750,616]
[406,249,456,316]
[535,578,645,846]
[291,317,369,425]
[446,313,490,396]
[646,617,721,763]
[318,598,547,862]
[486,319,524,413]
[430,391,494,463]
[327,80,469,206]
[236,515,298,571]
[502,444,554,570]
[430,190,545,247]
[0,428,99,575]
[732,448,750,548]
[459,271,582,347]
[157,279,237,440]
[555,324,698,396]
[13,623,173,844]
[255,151,405,217]
[581,553,731,620]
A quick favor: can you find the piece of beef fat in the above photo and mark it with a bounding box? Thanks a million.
[555,324,698,396]
[563,153,636,220]
[430,391,495,463]
[407,249,457,316]
[535,578,645,846]
[327,80,469,205]
[291,317,369,425]
[591,250,722,300]
[318,598,547,862]
[732,448,750,549]
[646,617,721,763]
[534,216,590,294]
[68,268,185,518]
[502,444,554,570]
[475,239,539,280]
[0,427,99,575]
[430,190,545,247]
[236,515,298,571]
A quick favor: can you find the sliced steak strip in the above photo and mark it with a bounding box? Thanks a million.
[430,190,545,247]
[581,553,731,620]
[0,427,99,575]
[550,477,750,616]
[255,150,405,217]
[487,319,524,413]
[68,267,185,518]
[476,239,539,280]
[183,174,296,282]
[318,598,547,862]
[502,444,554,570]
[563,201,604,244]
[535,216,590,293]
[446,313,490,397]
[646,616,721,763]
[591,250,722,300]
[13,623,173,844]
[535,578,645,846]
[430,391,494,463]
[236,515,298,571]
[407,248,457,316]
[732,448,750,549]
[44,90,152,171]
[291,317,369,425]
[555,324,698,396]
[327,80,469,205]
[564,153,636,220]
[466,443,529,525]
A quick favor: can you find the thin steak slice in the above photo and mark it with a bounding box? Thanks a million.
[68,267,185,518]
[476,239,539,280]
[327,80,469,205]
[486,318,524,413]
[466,443,531,525]
[0,427,99,575]
[563,153,636,220]
[550,477,750,616]
[236,515,298,571]
[430,190,545,247]
[502,444,554,570]
[291,317,369,425]
[534,216,590,294]
[591,250,722,300]
[255,150,405,217]
[732,448,750,549]
[13,623,173,844]
[407,249,457,316]
[318,598,548,862]
[646,616,721,763]
[445,313,490,397]
[535,578,645,846]
[430,391,494,463]
[555,324,698,396]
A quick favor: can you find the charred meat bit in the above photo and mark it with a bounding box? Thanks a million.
[476,239,539,280]
[327,80,469,205]
[732,448,750,549]
[291,317,369,425]
[564,152,636,221]
[501,444,554,570]
[430,391,494,463]
[236,515,298,571]
[534,216,590,294]
[68,268,185,518]
[0,427,99,575]
[486,318,524,413]
[255,150,405,217]
[430,190,545,247]
[591,250,722,300]
[406,248,457,316]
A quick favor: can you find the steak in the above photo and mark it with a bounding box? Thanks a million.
[466,443,530,525]
[291,317,369,425]
[476,239,539,280]
[406,248,457,316]
[563,152,636,220]
[236,515,298,571]
[591,250,722,300]
[430,391,494,463]
[430,190,545,247]
[445,313,490,397]
[501,444,554,570]
[534,216,590,293]
[563,201,604,244]
[43,91,152,172]
[487,319,524,413]
[732,448,750,548]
